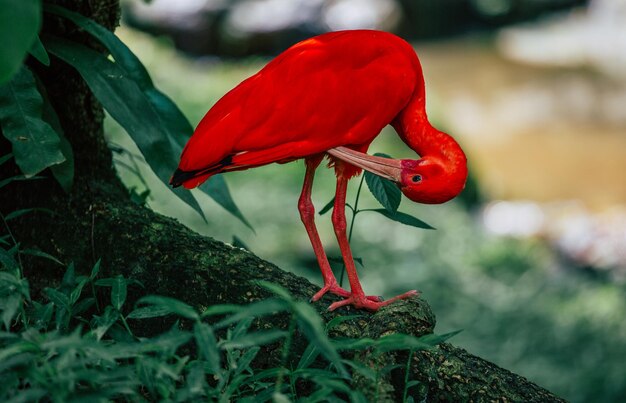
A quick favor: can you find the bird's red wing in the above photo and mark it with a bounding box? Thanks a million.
[176,30,418,188]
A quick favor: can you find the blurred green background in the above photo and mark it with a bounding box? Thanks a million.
[107,0,626,401]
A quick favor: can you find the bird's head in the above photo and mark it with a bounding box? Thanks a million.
[328,146,468,204]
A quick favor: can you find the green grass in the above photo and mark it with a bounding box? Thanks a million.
[0,226,452,401]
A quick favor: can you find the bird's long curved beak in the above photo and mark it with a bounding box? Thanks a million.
[327,146,403,182]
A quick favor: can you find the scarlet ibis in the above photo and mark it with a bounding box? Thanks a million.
[171,30,467,311]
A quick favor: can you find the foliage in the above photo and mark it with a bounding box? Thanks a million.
[0,4,250,228]
[0,0,42,85]
[0,198,454,401]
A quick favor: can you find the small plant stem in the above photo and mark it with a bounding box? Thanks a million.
[403,349,415,402]
[275,313,296,394]
[339,174,365,287]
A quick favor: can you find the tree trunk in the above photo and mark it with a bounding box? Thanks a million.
[0,1,565,401]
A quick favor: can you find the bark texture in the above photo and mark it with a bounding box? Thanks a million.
[0,1,565,401]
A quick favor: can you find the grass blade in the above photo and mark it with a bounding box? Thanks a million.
[136,295,199,321]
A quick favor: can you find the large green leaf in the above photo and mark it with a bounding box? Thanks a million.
[43,35,205,218]
[111,275,127,311]
[0,0,42,85]
[364,153,401,213]
[44,4,153,90]
[0,66,65,176]
[370,209,435,230]
[28,36,50,66]
[46,4,251,228]
[36,77,74,191]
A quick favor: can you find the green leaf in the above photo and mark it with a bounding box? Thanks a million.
[318,196,335,216]
[127,305,171,319]
[92,305,119,340]
[272,392,292,403]
[201,304,241,318]
[0,0,42,84]
[0,174,43,190]
[0,247,19,272]
[0,65,65,176]
[0,340,39,363]
[249,367,282,382]
[89,259,101,281]
[325,314,364,331]
[342,359,377,380]
[296,342,320,370]
[69,278,88,304]
[45,5,254,228]
[200,175,254,231]
[43,287,70,311]
[364,153,401,213]
[418,329,463,345]
[32,301,53,329]
[111,275,127,310]
[61,262,75,287]
[72,297,95,316]
[220,330,287,349]
[331,337,376,351]
[36,79,74,191]
[255,281,294,302]
[406,380,421,388]
[373,333,434,352]
[234,346,260,376]
[44,4,154,90]
[370,209,435,230]
[0,153,12,166]
[20,248,64,265]
[43,35,206,220]
[214,298,288,329]
[29,36,49,66]
[232,316,253,339]
[0,294,21,329]
[292,301,348,377]
[136,295,199,321]
[193,322,221,373]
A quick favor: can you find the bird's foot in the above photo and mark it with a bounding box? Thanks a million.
[311,282,382,303]
[327,289,419,312]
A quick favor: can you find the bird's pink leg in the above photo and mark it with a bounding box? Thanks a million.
[328,170,418,312]
[298,157,380,302]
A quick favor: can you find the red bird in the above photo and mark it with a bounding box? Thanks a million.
[171,30,468,311]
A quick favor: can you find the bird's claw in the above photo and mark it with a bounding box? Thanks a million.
[327,289,419,312]
[311,283,382,303]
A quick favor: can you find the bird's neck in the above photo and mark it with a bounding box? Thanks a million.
[391,96,466,170]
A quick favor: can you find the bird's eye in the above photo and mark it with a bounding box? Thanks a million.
[411,175,422,183]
